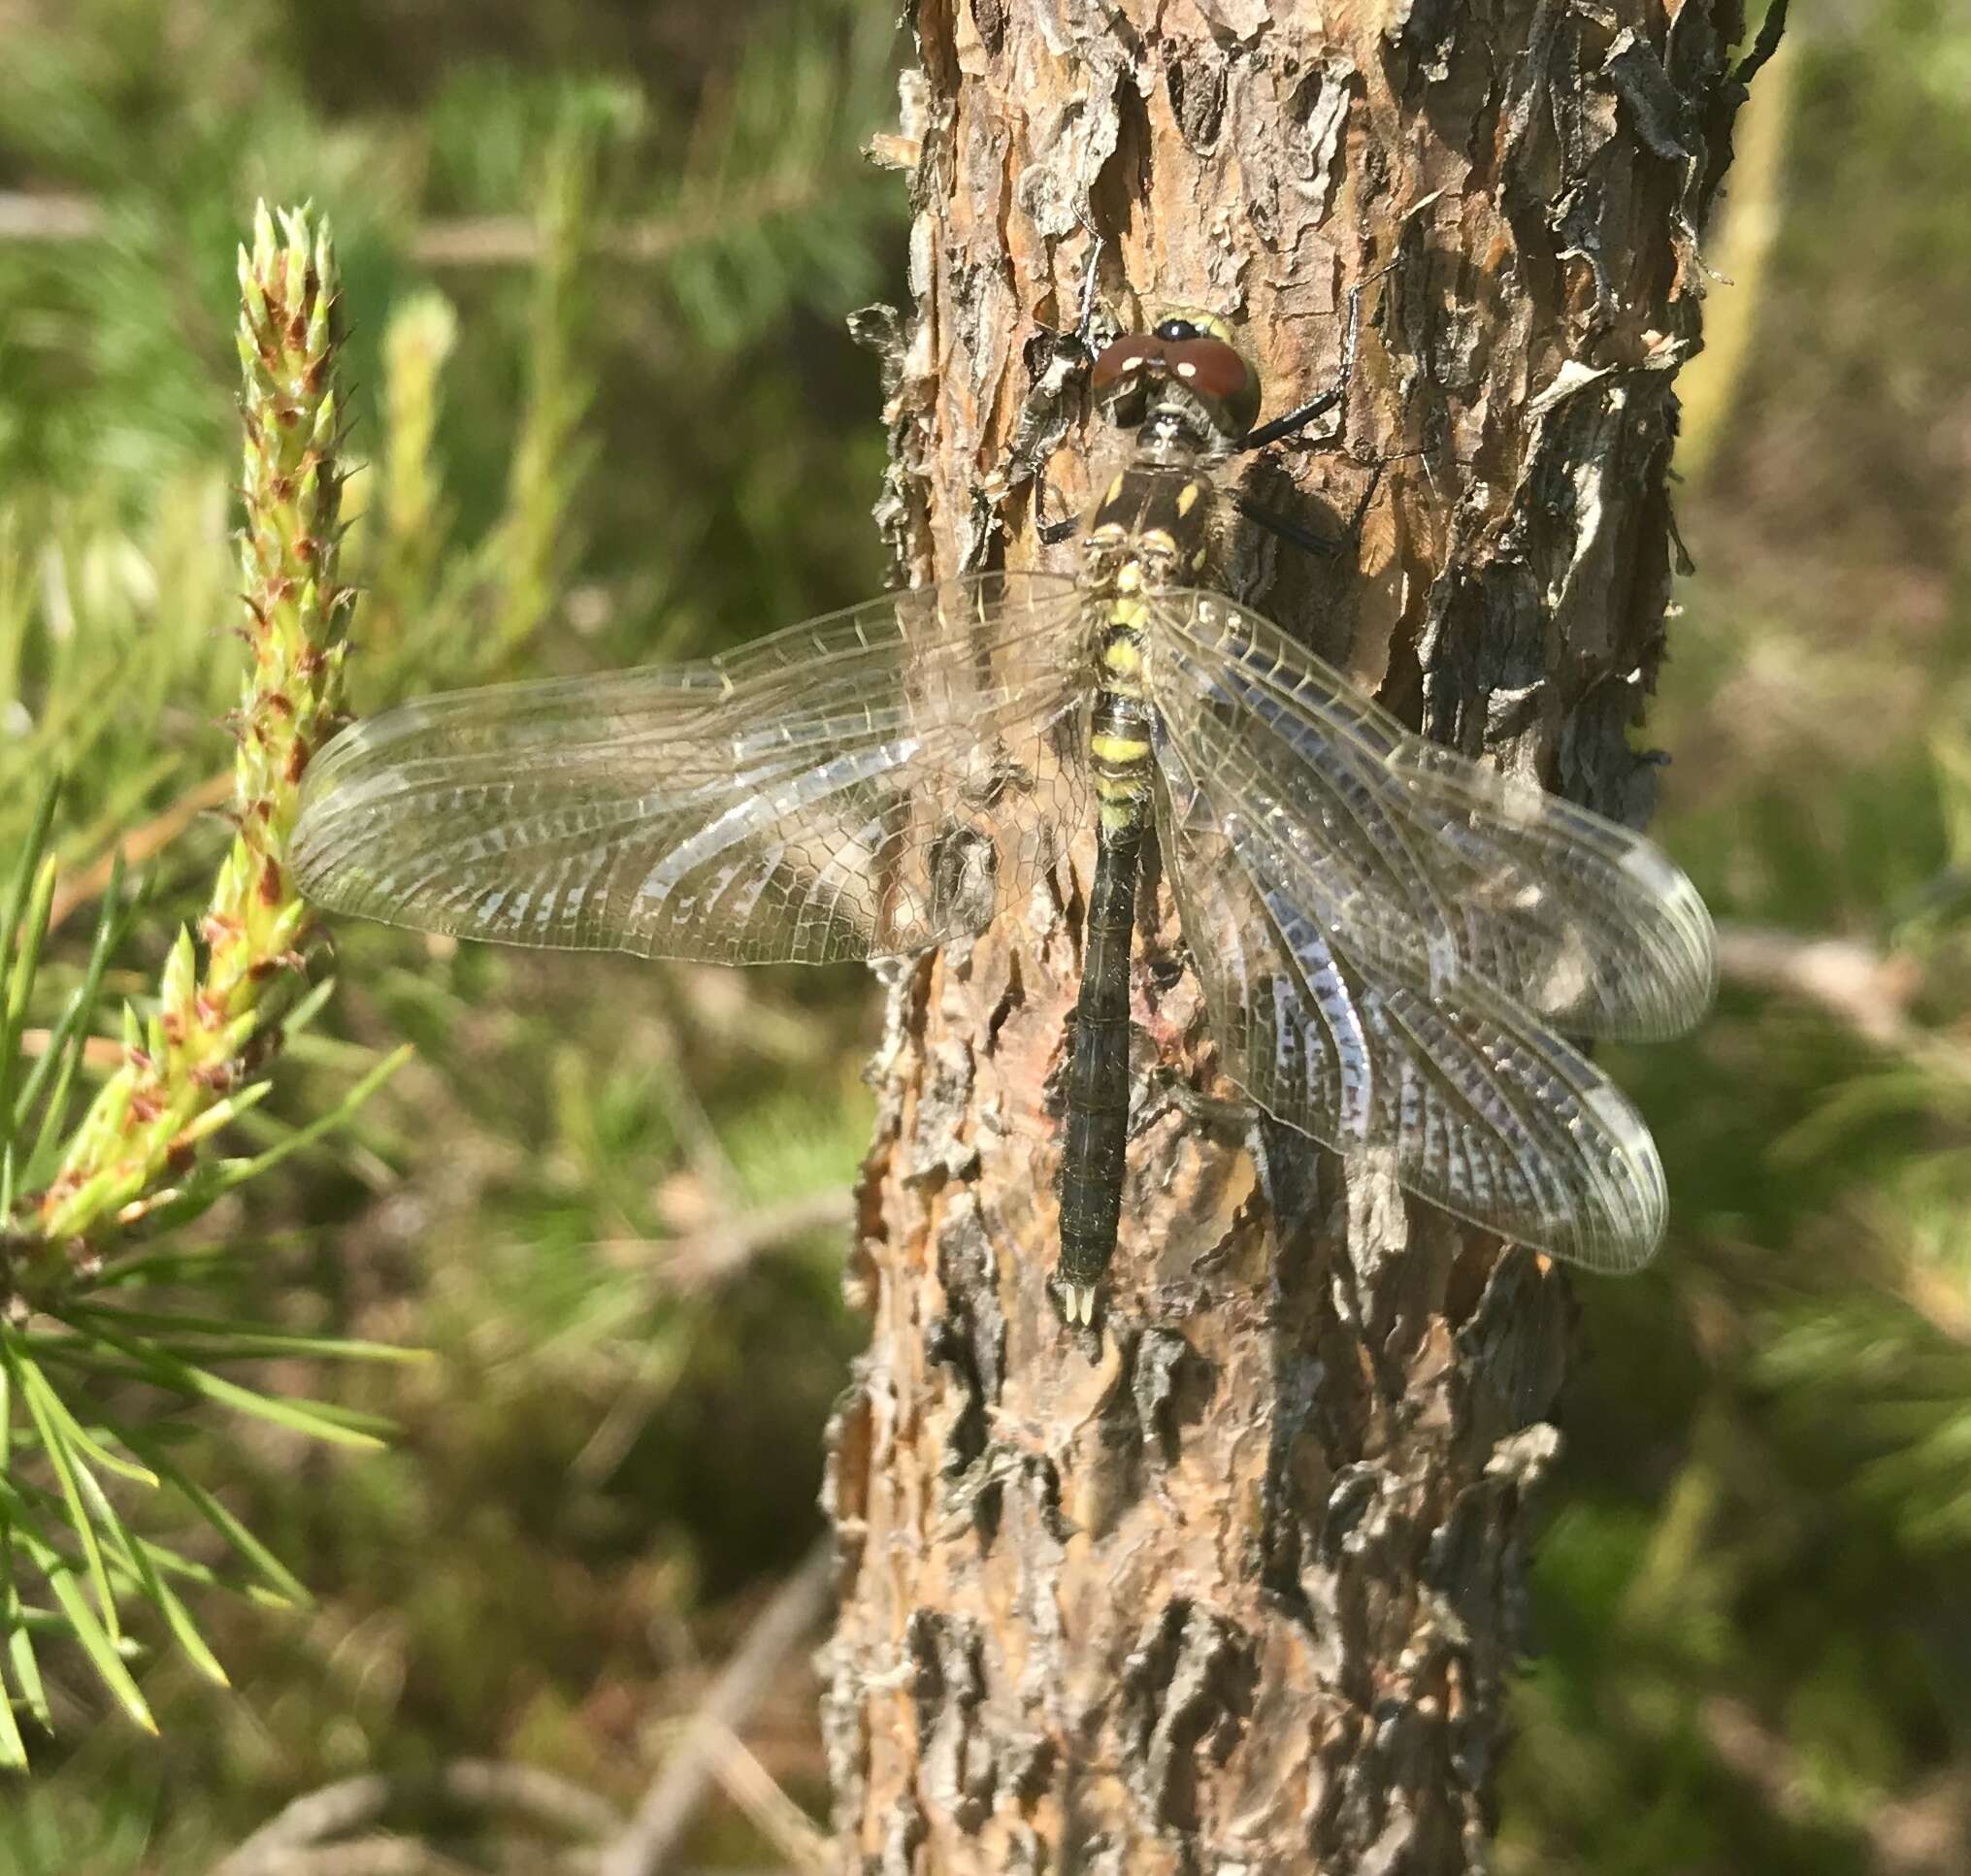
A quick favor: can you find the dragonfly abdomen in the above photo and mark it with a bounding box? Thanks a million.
[1054,459,1213,1322]
[1057,627,1156,1323]
[1057,817,1144,1322]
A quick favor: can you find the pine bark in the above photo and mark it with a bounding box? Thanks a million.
[824,4,1777,1870]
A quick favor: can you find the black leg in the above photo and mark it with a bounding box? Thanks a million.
[1130,1069,1261,1142]
[1235,260,1391,456]
[1232,493,1349,559]
[1232,263,1409,566]
[1239,384,1342,453]
[1026,237,1113,545]
[1037,510,1080,547]
[1340,456,1388,536]
[1238,455,1407,563]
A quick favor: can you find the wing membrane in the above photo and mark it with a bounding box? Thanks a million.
[292,574,1093,964]
[1151,741,1666,1270]
[1144,588,1704,1268]
[1146,591,1715,1040]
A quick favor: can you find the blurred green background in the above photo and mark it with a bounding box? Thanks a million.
[2,0,1967,1869]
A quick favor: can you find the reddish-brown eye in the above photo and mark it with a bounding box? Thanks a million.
[1089,335,1166,397]
[1161,336,1253,406]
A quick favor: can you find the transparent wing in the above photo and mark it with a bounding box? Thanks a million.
[1151,742,1666,1270]
[1145,591,1702,1270]
[291,574,1093,964]
[1144,591,1715,1040]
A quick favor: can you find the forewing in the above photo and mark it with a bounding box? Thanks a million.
[291,574,1093,964]
[1150,743,1667,1270]
[1144,590,1715,1039]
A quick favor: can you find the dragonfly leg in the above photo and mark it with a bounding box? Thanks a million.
[1234,451,1396,562]
[1024,239,1124,549]
[1232,265,1408,565]
[1036,498,1081,547]
[1237,258,1405,455]
[1239,382,1343,454]
[1232,492,1350,560]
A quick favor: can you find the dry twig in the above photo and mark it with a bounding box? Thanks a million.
[701,1719,834,1872]
[597,1540,834,1876]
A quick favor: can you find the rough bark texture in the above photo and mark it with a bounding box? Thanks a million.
[824,4,1772,1870]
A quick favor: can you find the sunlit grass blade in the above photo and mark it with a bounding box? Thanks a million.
[90,1513,230,1689]
[64,1303,427,1367]
[2,1333,161,1491]
[114,1432,310,1608]
[13,1337,165,1390]
[275,972,338,1040]
[0,1555,29,1770]
[1,1608,51,1730]
[17,855,142,1187]
[64,1465,163,1609]
[81,1239,281,1291]
[130,1532,246,1592]
[161,1370,394,1448]
[59,1315,394,1449]
[0,1498,51,1745]
[42,1402,157,1492]
[0,775,60,982]
[38,1556,153,1735]
[0,837,61,1152]
[0,1664,26,1767]
[6,1339,121,1636]
[146,1566,229,1687]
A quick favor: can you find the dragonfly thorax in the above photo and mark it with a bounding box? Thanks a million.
[1081,460,1222,595]
[1080,319,1257,597]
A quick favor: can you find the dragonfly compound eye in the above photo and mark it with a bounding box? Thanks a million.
[1089,334,1165,424]
[1160,335,1262,439]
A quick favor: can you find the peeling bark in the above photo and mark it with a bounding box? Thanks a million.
[825,4,1774,1870]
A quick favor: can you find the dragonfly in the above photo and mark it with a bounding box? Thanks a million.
[290,304,1716,1325]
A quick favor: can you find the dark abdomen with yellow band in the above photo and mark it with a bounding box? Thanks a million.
[1055,463,1219,1318]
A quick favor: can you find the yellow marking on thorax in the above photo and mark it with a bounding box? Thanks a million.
[1102,637,1141,675]
[1175,480,1203,517]
[1104,472,1127,505]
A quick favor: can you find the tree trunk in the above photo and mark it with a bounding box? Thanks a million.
[824,4,1777,1870]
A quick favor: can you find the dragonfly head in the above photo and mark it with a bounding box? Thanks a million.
[1089,313,1262,456]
